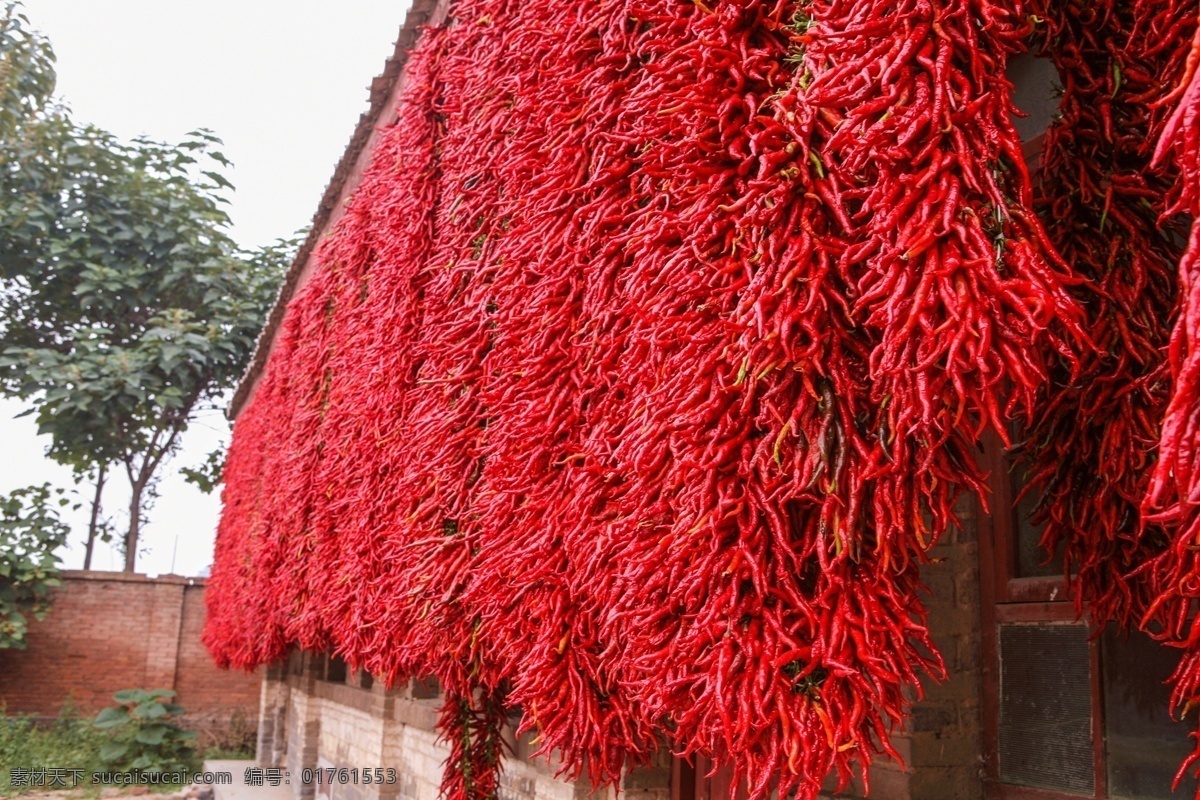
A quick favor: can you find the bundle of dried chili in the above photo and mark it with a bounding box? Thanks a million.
[438,687,510,800]
[1017,0,1192,627]
[1140,15,1200,788]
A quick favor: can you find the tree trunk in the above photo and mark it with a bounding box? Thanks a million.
[124,475,145,573]
[83,463,107,570]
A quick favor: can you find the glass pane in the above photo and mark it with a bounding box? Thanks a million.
[999,624,1094,793]
[1103,627,1199,799]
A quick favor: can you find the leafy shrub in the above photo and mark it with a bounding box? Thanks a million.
[92,689,198,773]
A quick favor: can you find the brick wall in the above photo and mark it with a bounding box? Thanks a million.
[0,571,260,727]
[905,496,984,798]
[822,496,985,800]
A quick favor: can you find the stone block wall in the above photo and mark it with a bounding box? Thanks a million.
[260,655,655,800]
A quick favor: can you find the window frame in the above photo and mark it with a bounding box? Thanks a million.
[979,432,1109,800]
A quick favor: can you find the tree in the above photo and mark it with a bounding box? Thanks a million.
[0,2,55,141]
[1,2,116,565]
[0,4,289,571]
[0,484,72,648]
[179,446,226,496]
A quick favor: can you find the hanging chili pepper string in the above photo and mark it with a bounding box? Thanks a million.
[438,685,511,800]
[1134,13,1200,793]
[1018,0,1191,631]
[1147,17,1200,602]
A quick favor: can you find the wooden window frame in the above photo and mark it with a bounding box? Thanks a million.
[978,434,1107,800]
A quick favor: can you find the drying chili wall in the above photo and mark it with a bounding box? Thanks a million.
[208,0,1200,797]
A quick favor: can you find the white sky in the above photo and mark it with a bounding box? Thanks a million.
[1,1,411,576]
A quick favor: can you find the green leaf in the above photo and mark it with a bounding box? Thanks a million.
[136,724,168,745]
[135,700,168,719]
[201,170,233,190]
[98,741,129,762]
[113,688,151,704]
[93,706,129,728]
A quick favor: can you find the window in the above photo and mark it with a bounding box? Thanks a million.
[317,653,348,683]
[980,435,1197,799]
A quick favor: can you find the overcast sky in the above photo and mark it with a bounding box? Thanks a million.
[1,1,411,575]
